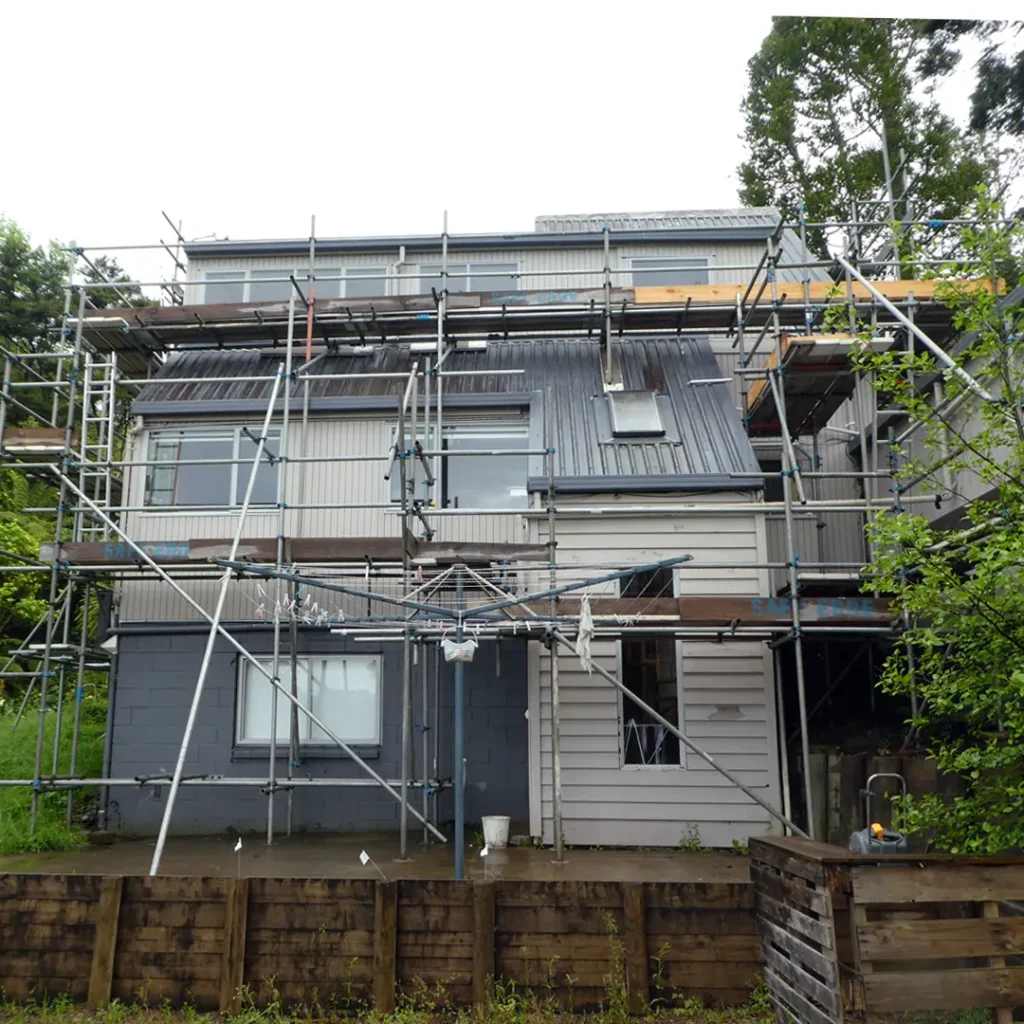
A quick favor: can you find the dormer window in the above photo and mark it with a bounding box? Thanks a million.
[608,390,665,437]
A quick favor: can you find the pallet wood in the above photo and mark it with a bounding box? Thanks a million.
[472,882,495,1006]
[864,966,1024,1012]
[755,890,833,948]
[86,877,122,1010]
[218,877,248,1014]
[623,883,647,1013]
[852,863,1024,904]
[373,881,398,1012]
[857,914,1024,961]
[983,901,1014,1024]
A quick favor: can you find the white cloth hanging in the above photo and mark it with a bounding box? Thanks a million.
[575,593,594,673]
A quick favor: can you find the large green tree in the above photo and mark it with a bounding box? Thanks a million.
[853,190,1024,853]
[738,18,994,257]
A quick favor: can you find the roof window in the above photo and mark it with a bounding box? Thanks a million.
[608,390,665,437]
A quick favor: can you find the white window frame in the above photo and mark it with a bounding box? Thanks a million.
[142,426,280,514]
[202,267,390,303]
[235,654,383,747]
[416,261,520,294]
[342,266,390,299]
[630,256,711,288]
[616,569,685,770]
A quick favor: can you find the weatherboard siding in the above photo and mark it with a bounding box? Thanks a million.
[183,239,784,303]
[530,493,781,848]
[118,412,526,622]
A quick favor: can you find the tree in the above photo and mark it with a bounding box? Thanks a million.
[738,18,994,258]
[0,219,71,355]
[80,254,156,310]
[852,188,1024,853]
[922,20,1024,140]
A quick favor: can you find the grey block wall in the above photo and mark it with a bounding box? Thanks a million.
[107,630,528,836]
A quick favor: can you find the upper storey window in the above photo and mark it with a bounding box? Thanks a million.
[418,262,518,295]
[201,268,388,303]
[630,257,710,287]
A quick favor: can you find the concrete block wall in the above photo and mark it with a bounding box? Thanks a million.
[107,630,528,836]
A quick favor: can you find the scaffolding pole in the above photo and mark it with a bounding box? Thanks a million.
[149,363,287,875]
[51,471,448,851]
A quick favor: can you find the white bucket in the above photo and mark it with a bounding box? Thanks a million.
[481,815,511,849]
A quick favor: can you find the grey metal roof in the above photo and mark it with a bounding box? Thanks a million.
[134,338,762,493]
[534,208,784,232]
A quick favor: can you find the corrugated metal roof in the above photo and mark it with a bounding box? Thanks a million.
[534,208,783,233]
[134,338,761,491]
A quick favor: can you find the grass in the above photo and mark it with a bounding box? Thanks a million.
[0,697,107,856]
[0,984,780,1023]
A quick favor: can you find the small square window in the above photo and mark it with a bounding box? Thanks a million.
[608,391,664,437]
[204,271,244,304]
[344,267,387,299]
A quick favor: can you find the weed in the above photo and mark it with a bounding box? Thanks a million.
[676,824,706,853]
[731,838,750,856]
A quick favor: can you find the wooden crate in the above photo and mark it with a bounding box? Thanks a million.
[751,836,1024,1023]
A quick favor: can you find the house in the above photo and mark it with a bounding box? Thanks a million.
[80,209,845,848]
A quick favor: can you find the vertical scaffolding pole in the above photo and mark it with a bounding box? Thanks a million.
[31,286,86,833]
[453,572,466,879]
[602,226,612,384]
[773,646,792,834]
[149,366,286,876]
[433,213,447,498]
[398,367,412,861]
[267,293,296,847]
[421,642,429,843]
[775,372,815,838]
[546,388,563,862]
[67,581,92,827]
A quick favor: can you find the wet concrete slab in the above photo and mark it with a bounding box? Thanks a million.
[0,832,750,882]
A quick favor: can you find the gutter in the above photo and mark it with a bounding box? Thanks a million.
[183,225,780,258]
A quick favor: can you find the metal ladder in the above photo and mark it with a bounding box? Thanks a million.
[75,352,120,541]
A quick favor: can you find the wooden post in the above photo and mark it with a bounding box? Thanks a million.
[374,880,398,1011]
[623,882,648,1014]
[219,878,250,1014]
[472,882,496,1006]
[983,901,1013,1024]
[87,876,123,1009]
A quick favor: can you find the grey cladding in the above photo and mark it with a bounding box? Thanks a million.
[132,337,762,492]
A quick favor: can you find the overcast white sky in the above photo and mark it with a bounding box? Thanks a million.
[1,0,1018,286]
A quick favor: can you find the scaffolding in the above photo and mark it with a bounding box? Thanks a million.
[0,200,1006,876]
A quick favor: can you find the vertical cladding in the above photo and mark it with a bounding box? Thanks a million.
[107,632,529,835]
[530,493,780,849]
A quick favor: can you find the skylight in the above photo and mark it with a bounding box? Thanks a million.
[608,391,665,437]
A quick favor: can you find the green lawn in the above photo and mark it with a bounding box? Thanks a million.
[0,697,106,856]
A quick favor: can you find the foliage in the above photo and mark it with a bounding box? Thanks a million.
[0,220,72,355]
[738,18,994,257]
[0,699,106,856]
[81,255,157,310]
[922,20,1024,140]
[852,186,1024,853]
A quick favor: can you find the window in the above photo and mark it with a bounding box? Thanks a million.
[446,429,529,509]
[248,269,293,303]
[237,654,381,746]
[418,262,518,295]
[144,427,280,509]
[608,391,665,437]
[620,636,682,766]
[387,425,529,510]
[621,567,675,599]
[631,258,710,287]
[204,271,245,304]
[202,268,378,303]
[344,267,388,299]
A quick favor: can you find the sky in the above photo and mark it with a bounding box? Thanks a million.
[1,0,1019,288]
